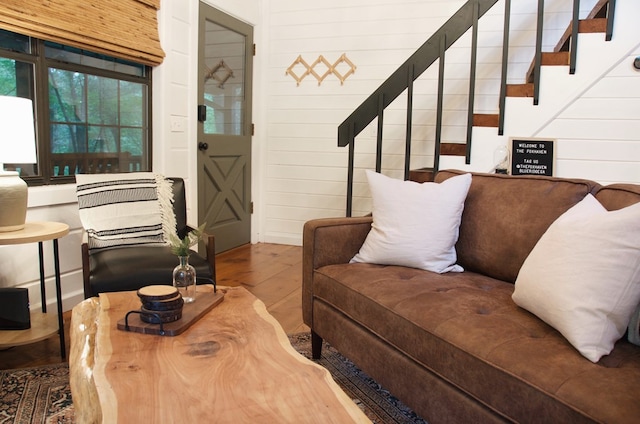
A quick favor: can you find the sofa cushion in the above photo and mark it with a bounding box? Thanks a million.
[513,194,640,362]
[595,183,640,346]
[595,183,640,211]
[435,170,600,283]
[350,170,471,273]
[312,263,640,423]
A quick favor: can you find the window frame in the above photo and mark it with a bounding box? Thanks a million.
[0,32,153,186]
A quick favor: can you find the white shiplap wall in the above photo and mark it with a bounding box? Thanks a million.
[262,0,639,243]
[264,0,471,242]
[540,53,640,184]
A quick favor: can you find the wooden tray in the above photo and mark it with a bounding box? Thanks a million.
[117,289,224,336]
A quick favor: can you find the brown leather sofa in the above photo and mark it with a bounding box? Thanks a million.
[303,170,640,424]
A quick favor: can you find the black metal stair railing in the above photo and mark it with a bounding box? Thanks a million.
[338,0,499,216]
[338,0,616,217]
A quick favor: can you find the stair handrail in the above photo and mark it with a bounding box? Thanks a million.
[338,0,499,216]
[337,0,500,148]
[339,0,616,217]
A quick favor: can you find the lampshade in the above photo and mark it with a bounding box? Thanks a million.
[0,96,37,232]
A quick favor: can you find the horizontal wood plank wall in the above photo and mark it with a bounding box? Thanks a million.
[262,0,637,244]
[540,53,640,185]
[266,0,455,239]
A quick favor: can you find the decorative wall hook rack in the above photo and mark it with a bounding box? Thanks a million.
[286,55,311,86]
[286,54,356,86]
[204,60,234,88]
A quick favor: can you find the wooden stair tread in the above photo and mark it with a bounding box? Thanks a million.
[409,143,466,183]
[526,52,570,82]
[529,0,610,82]
[469,2,610,140]
[440,143,467,156]
[541,51,570,65]
[473,113,499,127]
[409,168,435,183]
[555,18,608,52]
[506,83,534,97]
[555,0,610,52]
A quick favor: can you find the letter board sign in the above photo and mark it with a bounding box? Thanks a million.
[510,138,555,176]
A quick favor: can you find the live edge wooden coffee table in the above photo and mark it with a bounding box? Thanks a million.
[69,285,369,424]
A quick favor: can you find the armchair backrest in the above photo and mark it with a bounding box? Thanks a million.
[79,174,216,299]
[169,177,189,239]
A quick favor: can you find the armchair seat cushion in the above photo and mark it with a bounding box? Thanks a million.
[88,245,214,296]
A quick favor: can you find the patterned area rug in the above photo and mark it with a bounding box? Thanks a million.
[290,333,428,424]
[0,334,427,423]
[0,363,73,424]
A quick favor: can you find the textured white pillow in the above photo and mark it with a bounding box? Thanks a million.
[512,194,640,363]
[350,170,471,273]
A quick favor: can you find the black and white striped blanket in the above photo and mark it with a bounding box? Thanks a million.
[76,173,177,252]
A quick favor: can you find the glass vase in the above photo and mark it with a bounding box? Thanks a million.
[173,255,196,303]
[493,144,510,174]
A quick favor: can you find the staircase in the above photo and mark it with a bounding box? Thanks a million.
[339,0,634,216]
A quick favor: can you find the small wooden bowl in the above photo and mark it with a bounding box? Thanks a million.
[137,285,179,302]
[137,285,184,324]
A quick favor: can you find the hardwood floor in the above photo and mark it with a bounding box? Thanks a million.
[0,243,306,370]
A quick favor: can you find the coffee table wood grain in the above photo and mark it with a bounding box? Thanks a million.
[70,285,370,423]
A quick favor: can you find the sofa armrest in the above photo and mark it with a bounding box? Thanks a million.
[302,216,372,326]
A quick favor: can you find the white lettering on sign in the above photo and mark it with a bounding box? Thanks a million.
[516,163,548,175]
[511,139,554,176]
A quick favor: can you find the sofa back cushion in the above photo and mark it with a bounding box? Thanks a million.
[595,183,640,210]
[435,170,599,283]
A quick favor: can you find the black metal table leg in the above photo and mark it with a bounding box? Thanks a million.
[38,241,46,313]
[53,238,65,359]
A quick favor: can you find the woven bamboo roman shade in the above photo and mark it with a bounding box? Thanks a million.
[0,0,165,66]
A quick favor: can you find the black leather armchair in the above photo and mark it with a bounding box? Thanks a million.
[81,177,216,298]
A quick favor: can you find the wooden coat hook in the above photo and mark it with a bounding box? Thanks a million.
[286,54,356,86]
[204,60,234,88]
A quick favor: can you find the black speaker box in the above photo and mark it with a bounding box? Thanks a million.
[0,288,31,330]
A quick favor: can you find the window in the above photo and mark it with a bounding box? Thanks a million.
[0,29,152,185]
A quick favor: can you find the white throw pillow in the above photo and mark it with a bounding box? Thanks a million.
[76,173,177,251]
[512,194,640,363]
[350,170,471,273]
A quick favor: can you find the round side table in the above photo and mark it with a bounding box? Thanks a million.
[0,221,70,359]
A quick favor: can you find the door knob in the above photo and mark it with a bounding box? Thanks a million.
[198,142,209,151]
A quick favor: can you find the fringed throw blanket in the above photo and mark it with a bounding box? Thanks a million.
[76,173,177,252]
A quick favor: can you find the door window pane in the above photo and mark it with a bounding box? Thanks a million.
[203,21,245,136]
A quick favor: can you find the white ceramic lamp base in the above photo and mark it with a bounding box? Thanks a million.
[0,171,28,232]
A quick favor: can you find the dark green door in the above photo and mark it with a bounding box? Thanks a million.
[197,3,253,253]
